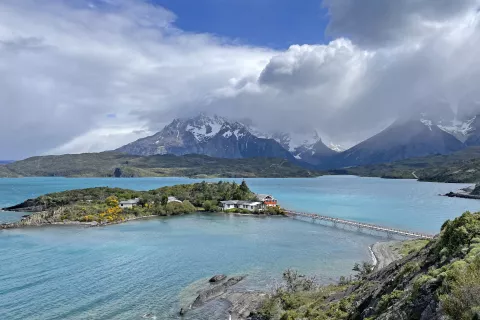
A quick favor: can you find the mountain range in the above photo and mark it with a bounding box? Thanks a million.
[117,114,336,165]
[117,111,480,169]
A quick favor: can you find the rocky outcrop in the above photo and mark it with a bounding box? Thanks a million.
[209,274,227,283]
[192,276,246,308]
[444,185,480,200]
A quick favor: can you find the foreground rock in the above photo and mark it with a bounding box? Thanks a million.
[209,274,227,283]
[192,276,246,308]
[226,292,267,320]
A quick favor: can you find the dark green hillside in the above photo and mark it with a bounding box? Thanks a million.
[330,147,480,183]
[0,152,320,178]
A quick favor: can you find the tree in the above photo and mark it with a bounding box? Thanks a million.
[282,269,316,293]
[161,195,168,207]
[353,261,374,279]
[240,180,249,193]
[137,198,148,207]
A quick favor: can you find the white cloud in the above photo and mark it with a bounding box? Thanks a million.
[2,0,480,158]
[0,0,273,159]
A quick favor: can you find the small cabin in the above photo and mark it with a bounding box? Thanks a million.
[119,198,139,208]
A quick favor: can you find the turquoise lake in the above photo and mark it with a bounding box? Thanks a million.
[0,176,479,319]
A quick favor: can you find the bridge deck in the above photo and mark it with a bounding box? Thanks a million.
[285,210,434,239]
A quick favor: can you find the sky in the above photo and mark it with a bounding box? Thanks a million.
[1,0,480,159]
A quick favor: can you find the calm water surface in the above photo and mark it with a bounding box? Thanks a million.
[0,176,478,319]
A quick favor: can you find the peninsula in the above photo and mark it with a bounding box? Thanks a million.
[1,181,285,229]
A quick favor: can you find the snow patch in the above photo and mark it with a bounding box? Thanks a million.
[327,143,345,152]
[438,116,476,142]
[233,129,245,139]
[185,116,226,142]
[420,119,433,131]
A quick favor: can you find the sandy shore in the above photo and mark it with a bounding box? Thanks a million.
[371,241,402,270]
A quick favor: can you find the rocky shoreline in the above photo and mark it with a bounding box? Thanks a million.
[444,185,480,200]
[184,241,403,319]
[0,212,159,230]
[371,241,402,271]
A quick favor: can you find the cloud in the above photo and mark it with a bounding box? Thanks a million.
[202,1,480,145]
[323,0,479,48]
[0,0,273,159]
[2,0,480,158]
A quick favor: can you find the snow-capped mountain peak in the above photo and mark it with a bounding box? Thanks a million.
[184,113,227,142]
[117,113,339,165]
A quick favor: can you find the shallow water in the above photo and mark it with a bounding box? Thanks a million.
[0,176,478,319]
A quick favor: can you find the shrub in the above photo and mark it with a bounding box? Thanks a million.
[182,200,196,213]
[377,290,404,312]
[202,200,219,212]
[441,256,480,320]
[437,211,480,258]
[105,196,119,207]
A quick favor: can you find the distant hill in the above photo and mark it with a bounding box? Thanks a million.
[0,152,321,178]
[323,120,466,169]
[331,147,480,183]
[0,160,14,165]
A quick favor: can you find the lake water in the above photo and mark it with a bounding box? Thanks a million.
[0,176,478,320]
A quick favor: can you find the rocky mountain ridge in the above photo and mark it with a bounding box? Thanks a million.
[117,114,337,164]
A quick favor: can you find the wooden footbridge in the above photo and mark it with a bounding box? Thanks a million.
[285,210,435,239]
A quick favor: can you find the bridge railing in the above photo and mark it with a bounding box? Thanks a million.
[285,210,435,239]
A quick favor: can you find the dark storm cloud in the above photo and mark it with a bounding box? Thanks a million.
[323,0,479,48]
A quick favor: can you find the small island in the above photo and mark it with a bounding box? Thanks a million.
[1,181,285,229]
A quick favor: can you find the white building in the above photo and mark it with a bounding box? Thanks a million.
[119,198,140,208]
[167,196,182,204]
[219,200,264,211]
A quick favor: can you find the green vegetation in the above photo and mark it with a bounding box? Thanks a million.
[3,181,283,226]
[0,152,321,178]
[254,211,480,320]
[330,147,480,183]
[398,239,430,256]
